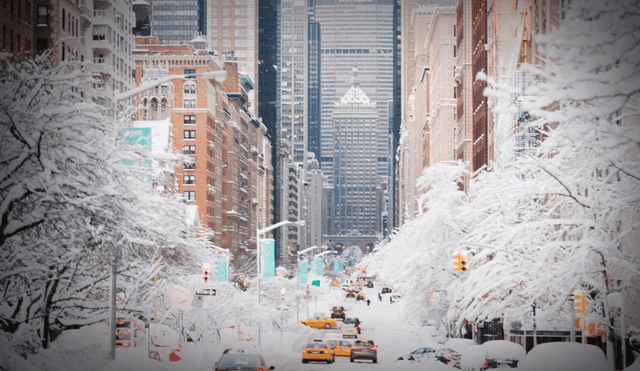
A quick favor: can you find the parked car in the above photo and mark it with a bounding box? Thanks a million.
[300,314,337,329]
[397,343,459,365]
[481,340,526,368]
[366,280,374,288]
[390,294,402,303]
[302,340,335,363]
[330,305,346,319]
[517,342,607,371]
[381,287,392,294]
[350,339,378,363]
[214,353,275,371]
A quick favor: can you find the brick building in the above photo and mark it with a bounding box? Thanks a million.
[134,36,273,267]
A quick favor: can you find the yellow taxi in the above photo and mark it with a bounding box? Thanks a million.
[324,336,352,357]
[302,340,335,363]
[300,313,338,329]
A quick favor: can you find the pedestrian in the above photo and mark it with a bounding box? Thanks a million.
[223,348,230,356]
[390,295,393,304]
[378,292,382,301]
[366,299,371,306]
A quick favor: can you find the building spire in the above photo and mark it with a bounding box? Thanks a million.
[350,64,360,88]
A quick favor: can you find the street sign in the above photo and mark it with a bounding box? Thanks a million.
[312,280,320,286]
[195,288,216,296]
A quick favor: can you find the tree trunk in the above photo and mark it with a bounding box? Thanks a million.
[42,266,65,349]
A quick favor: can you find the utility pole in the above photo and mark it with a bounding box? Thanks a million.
[110,257,117,360]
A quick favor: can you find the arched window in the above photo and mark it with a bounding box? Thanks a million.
[150,97,158,120]
[184,84,190,94]
[142,98,147,107]
[190,85,196,94]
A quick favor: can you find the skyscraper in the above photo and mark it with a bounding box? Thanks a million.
[206,0,260,116]
[314,0,395,236]
[150,0,205,43]
[328,66,379,235]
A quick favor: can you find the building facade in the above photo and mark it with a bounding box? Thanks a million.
[314,0,395,237]
[149,0,204,44]
[133,37,273,267]
[206,0,259,116]
[327,67,379,235]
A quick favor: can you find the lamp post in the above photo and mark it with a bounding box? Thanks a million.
[106,69,226,361]
[256,219,305,345]
[296,245,326,322]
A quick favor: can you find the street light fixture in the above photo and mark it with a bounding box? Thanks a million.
[295,245,326,322]
[114,70,228,102]
[255,219,305,345]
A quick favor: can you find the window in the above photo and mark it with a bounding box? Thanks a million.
[26,2,31,25]
[184,175,195,185]
[184,84,190,94]
[184,130,196,140]
[184,115,196,124]
[222,8,230,15]
[184,99,196,108]
[222,28,230,36]
[184,161,196,170]
[234,39,246,47]
[235,7,246,15]
[453,45,456,58]
[235,28,247,37]
[191,85,196,94]
[222,40,230,47]
[222,18,230,26]
[183,191,195,201]
[183,145,196,154]
[453,24,457,37]
[62,9,65,30]
[454,86,457,99]
[184,68,196,78]
[61,40,65,60]
[235,18,247,26]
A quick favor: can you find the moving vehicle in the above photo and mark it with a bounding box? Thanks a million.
[341,327,359,338]
[323,335,352,357]
[302,340,335,363]
[343,317,362,334]
[390,294,402,303]
[345,289,358,298]
[381,287,392,294]
[214,353,275,371]
[366,280,374,288]
[330,305,346,319]
[300,314,338,329]
[350,339,377,363]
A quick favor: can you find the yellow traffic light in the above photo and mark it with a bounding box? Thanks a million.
[453,253,468,272]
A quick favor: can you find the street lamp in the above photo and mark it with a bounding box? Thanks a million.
[255,219,305,345]
[106,68,226,361]
[295,245,326,322]
[114,70,228,102]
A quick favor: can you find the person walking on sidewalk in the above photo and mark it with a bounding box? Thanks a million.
[378,292,382,301]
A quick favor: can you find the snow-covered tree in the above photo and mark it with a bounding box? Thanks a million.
[0,54,218,352]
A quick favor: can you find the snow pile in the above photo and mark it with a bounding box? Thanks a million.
[517,342,608,371]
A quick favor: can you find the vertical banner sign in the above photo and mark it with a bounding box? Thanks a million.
[261,239,275,278]
[316,258,324,275]
[299,260,309,285]
[216,260,227,282]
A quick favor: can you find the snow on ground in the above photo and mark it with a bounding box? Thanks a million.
[3,278,631,371]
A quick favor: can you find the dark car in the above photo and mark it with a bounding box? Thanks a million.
[344,317,361,334]
[346,289,357,298]
[350,339,377,363]
[214,353,275,371]
[330,306,346,319]
[366,281,374,288]
[381,287,392,294]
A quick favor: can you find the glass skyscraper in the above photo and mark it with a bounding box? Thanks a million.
[150,0,205,43]
[315,0,395,235]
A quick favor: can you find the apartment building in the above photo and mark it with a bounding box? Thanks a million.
[1,0,36,57]
[133,36,273,266]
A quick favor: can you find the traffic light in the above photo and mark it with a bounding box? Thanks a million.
[203,263,210,284]
[453,253,468,272]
